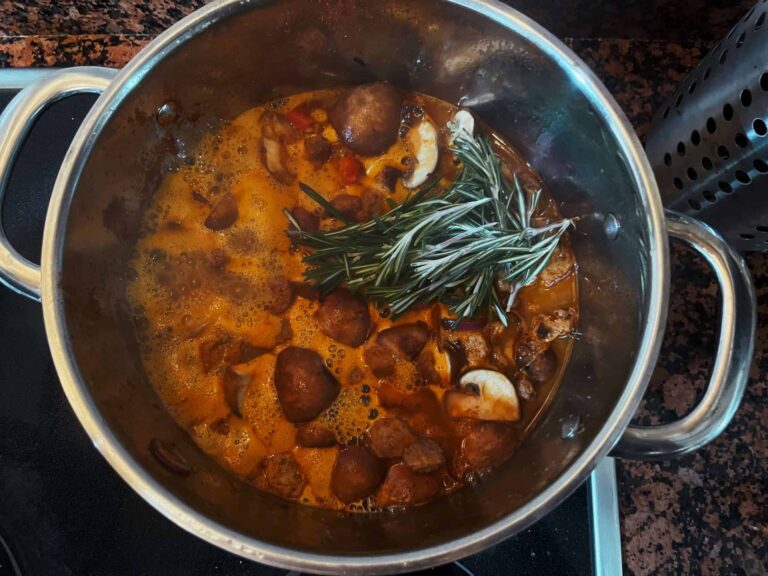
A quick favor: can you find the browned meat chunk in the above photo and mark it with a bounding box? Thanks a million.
[304,133,332,167]
[204,193,238,231]
[232,340,269,364]
[291,281,321,301]
[198,337,229,373]
[274,347,340,422]
[403,437,445,473]
[464,334,489,366]
[376,463,441,507]
[458,422,517,472]
[515,336,547,368]
[272,320,291,345]
[209,249,229,271]
[263,453,306,498]
[526,348,557,383]
[329,194,368,223]
[368,418,415,458]
[533,309,575,343]
[514,372,535,400]
[296,421,337,448]
[199,334,267,373]
[377,165,402,191]
[290,206,319,232]
[360,188,385,217]
[315,288,371,347]
[266,276,295,315]
[261,110,299,142]
[377,322,429,360]
[331,446,384,503]
[328,82,402,156]
[364,345,396,378]
[539,247,575,287]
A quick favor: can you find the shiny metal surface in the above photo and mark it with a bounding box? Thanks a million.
[614,211,756,458]
[645,1,768,252]
[0,67,115,299]
[0,0,750,573]
[588,458,622,576]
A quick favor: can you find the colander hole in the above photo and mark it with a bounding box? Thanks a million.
[761,72,768,91]
[664,153,672,166]
[673,177,684,189]
[736,32,746,47]
[691,130,701,145]
[702,190,716,202]
[723,103,734,120]
[707,117,717,133]
[688,198,702,211]
[718,181,733,193]
[717,145,730,159]
[702,157,714,170]
[663,106,670,119]
[689,82,697,94]
[735,132,749,148]
[754,158,768,172]
[677,142,686,156]
[719,49,728,64]
[735,170,751,183]
[676,93,684,107]
[740,233,755,239]
[687,167,698,180]
[754,118,767,136]
[741,89,753,107]
[757,225,768,232]
[704,67,712,80]
[756,12,766,29]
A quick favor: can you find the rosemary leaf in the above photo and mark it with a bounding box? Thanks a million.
[287,123,573,323]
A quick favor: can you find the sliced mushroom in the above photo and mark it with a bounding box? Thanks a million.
[444,368,520,421]
[222,366,252,417]
[449,109,475,142]
[260,112,295,184]
[403,120,438,189]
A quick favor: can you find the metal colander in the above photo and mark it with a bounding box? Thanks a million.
[645,0,768,252]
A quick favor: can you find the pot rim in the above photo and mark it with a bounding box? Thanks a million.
[40,0,668,572]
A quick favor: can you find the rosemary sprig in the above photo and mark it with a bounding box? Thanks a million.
[285,121,573,325]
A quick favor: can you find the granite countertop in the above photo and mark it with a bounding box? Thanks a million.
[0,1,766,574]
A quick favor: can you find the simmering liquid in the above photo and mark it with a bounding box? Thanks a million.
[127,87,577,511]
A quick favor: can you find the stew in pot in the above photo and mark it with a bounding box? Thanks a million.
[127,83,577,511]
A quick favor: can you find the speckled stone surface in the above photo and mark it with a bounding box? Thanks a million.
[0,1,766,575]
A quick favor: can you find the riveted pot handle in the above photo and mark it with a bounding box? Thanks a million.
[612,210,756,459]
[0,67,116,300]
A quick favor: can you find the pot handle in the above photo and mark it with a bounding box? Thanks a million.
[612,210,756,459]
[0,67,116,300]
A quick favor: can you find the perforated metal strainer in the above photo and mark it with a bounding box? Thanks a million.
[646,0,768,252]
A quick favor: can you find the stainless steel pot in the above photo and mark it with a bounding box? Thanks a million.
[0,0,757,573]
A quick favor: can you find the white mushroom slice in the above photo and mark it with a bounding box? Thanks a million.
[449,109,475,142]
[261,136,294,184]
[403,120,438,189]
[444,368,520,421]
[260,112,295,184]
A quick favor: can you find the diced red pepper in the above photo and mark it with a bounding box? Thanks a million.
[339,155,362,185]
[286,106,314,130]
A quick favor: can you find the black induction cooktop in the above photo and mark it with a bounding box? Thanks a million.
[0,70,621,576]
